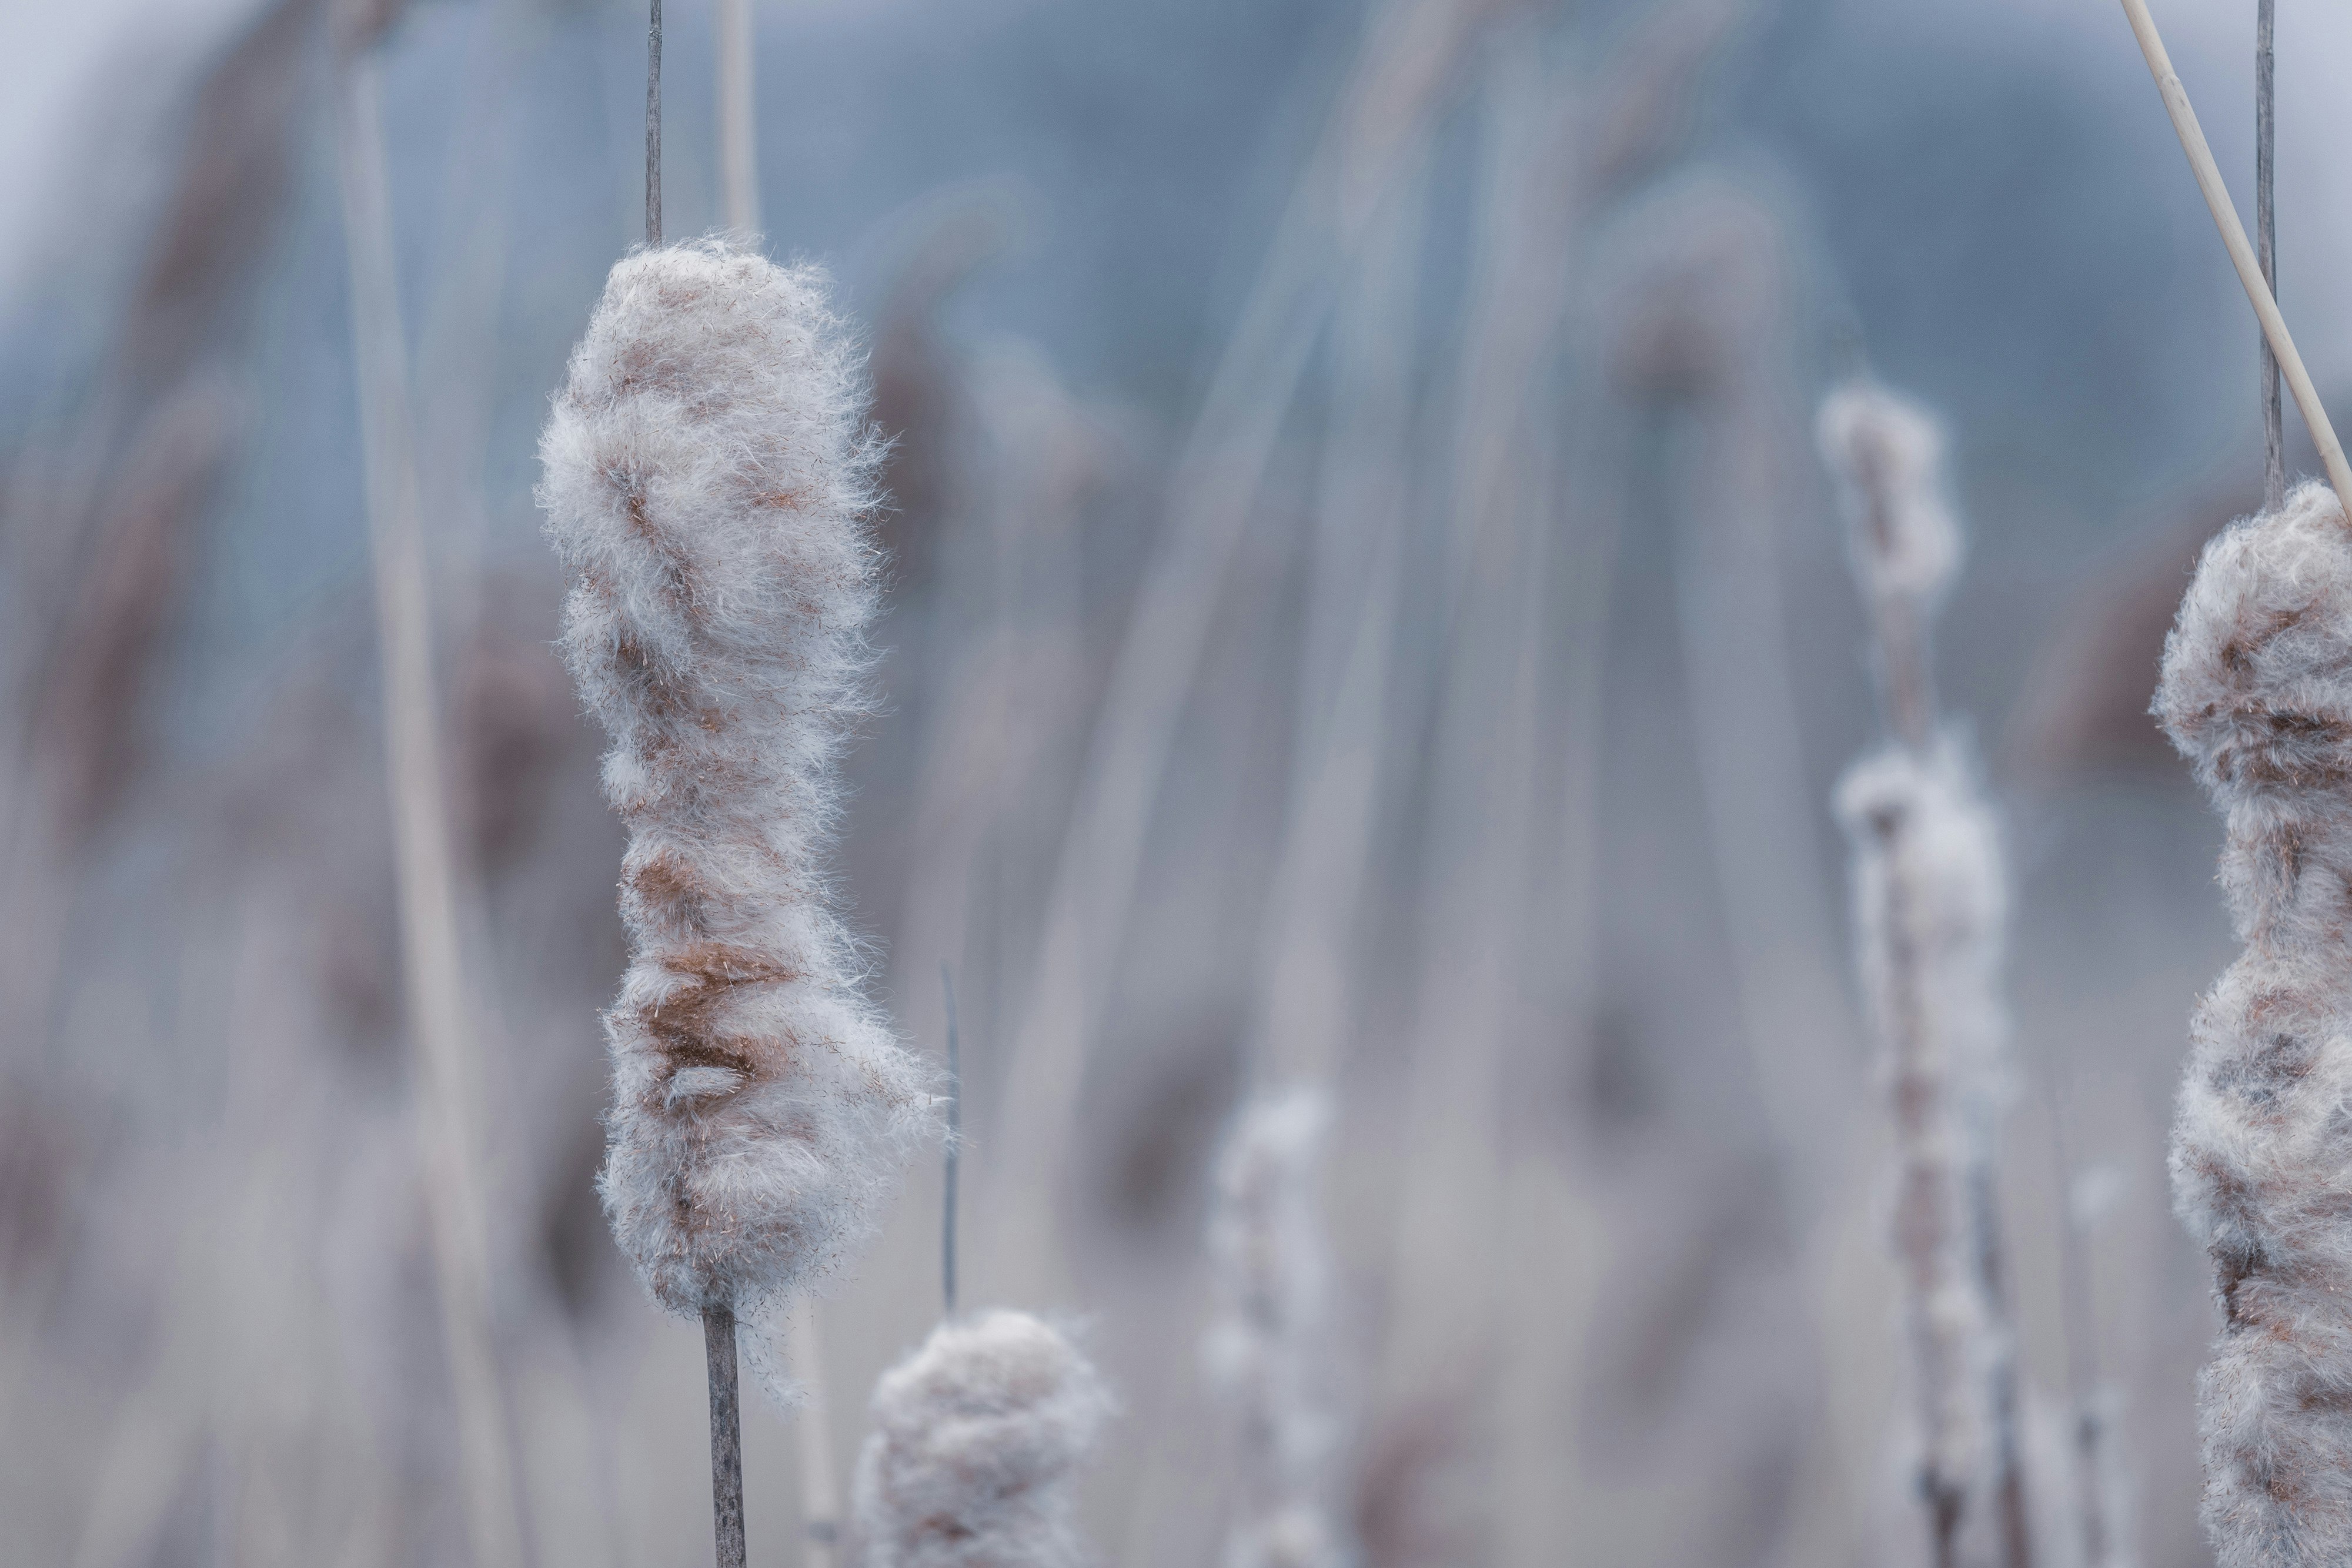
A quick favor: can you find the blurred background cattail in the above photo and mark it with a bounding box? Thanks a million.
[850,1309,1114,1568]
[4,1,2347,1564]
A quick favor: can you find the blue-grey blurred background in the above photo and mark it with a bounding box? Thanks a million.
[4,0,2338,1563]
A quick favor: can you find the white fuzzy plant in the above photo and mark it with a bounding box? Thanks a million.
[1204,1089,1349,1568]
[2156,481,2352,1568]
[851,1309,1114,1568]
[537,236,934,1559]
[1820,383,2032,1568]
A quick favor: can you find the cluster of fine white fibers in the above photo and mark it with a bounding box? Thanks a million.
[537,237,934,1319]
[2156,481,2352,1568]
[1838,737,2013,1554]
[1818,381,1961,611]
[851,1310,1114,1568]
[1203,1089,1348,1568]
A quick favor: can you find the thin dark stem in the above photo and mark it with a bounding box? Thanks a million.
[646,0,664,247]
[703,1303,746,1568]
[942,962,960,1318]
[2259,0,2282,510]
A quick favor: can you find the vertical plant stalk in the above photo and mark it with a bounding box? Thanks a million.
[646,0,663,246]
[2050,1084,2129,1568]
[943,965,959,1318]
[2256,0,2281,511]
[334,49,526,1568]
[704,1306,746,1568]
[2117,0,2352,517]
[788,1303,843,1568]
[976,0,1491,1298]
[1822,385,2029,1568]
[717,0,759,234]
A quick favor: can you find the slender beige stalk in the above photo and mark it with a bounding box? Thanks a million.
[1822,382,2029,1568]
[1377,45,1561,1431]
[975,0,1494,1299]
[334,51,524,1568]
[789,1301,843,1568]
[716,0,759,234]
[2118,0,2352,517]
[1251,155,1425,1093]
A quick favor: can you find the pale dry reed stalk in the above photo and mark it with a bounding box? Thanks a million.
[2052,1119,2135,1568]
[2116,0,2352,516]
[850,1310,1114,1568]
[1115,164,1427,1568]
[1616,182,1857,1219]
[716,0,759,235]
[537,234,934,1562]
[2155,480,2352,1567]
[976,0,1503,1299]
[0,0,317,1114]
[1821,381,2029,1568]
[1245,170,1421,1098]
[335,44,526,1568]
[1375,36,1566,1434]
[1205,1090,1346,1568]
[786,1300,843,1568]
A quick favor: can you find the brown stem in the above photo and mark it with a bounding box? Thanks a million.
[646,0,663,247]
[2259,0,2282,510]
[704,1303,746,1568]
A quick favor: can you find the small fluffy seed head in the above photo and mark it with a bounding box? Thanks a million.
[1818,382,1960,609]
[1204,1089,1348,1568]
[537,237,934,1318]
[1836,737,2012,1527]
[851,1310,1114,1568]
[2154,483,2352,1567]
[1836,738,2012,1120]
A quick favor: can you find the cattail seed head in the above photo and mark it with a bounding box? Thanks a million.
[1818,382,1961,611]
[1837,737,2011,1530]
[2155,481,2352,1567]
[851,1309,1114,1568]
[1204,1089,1348,1568]
[537,237,933,1319]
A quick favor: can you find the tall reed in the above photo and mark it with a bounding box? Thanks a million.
[1821,381,2030,1568]
[977,0,1498,1298]
[335,38,526,1568]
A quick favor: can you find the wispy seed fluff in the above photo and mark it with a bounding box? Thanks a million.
[1818,382,1961,610]
[2156,481,2352,1568]
[536,238,932,1318]
[1203,1090,1348,1568]
[1837,738,2012,1554]
[851,1310,1114,1568]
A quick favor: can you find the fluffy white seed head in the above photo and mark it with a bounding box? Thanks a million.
[851,1309,1114,1568]
[536,238,933,1318]
[1818,381,1960,610]
[2155,482,2352,1567]
[1204,1089,1348,1568]
[1837,737,2012,1539]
